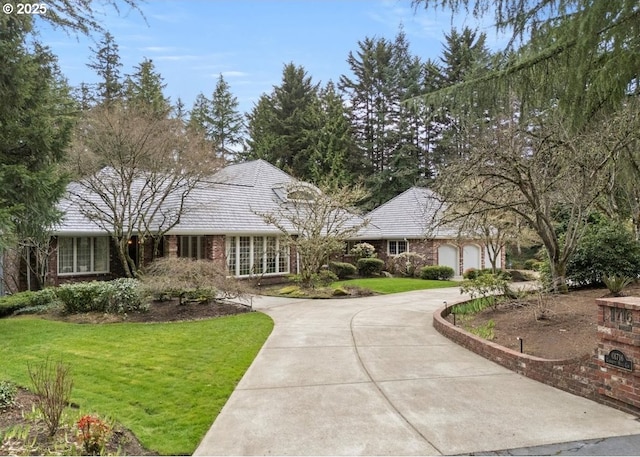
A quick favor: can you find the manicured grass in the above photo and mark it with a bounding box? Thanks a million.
[0,312,273,455]
[333,277,458,294]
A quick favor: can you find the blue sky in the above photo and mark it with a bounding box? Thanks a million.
[37,0,508,116]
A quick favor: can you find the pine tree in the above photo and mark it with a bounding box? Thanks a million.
[210,74,245,161]
[246,63,320,179]
[307,81,358,187]
[340,31,431,207]
[124,58,171,117]
[0,16,75,286]
[87,32,123,106]
[188,93,212,134]
[431,27,493,169]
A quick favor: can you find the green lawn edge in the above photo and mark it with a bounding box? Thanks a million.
[0,312,273,455]
[332,277,458,294]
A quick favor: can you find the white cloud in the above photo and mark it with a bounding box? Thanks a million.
[140,46,179,53]
[221,71,249,78]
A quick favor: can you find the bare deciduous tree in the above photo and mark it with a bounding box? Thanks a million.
[434,104,636,292]
[67,104,222,277]
[257,182,369,287]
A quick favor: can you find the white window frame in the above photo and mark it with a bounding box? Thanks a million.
[58,236,110,276]
[388,240,409,256]
[226,235,290,277]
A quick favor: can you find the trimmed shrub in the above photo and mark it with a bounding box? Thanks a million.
[317,269,339,286]
[387,252,427,277]
[463,268,478,280]
[328,261,357,279]
[420,265,455,280]
[332,287,349,296]
[57,279,146,314]
[0,288,61,318]
[357,258,385,277]
[0,291,37,317]
[463,268,511,281]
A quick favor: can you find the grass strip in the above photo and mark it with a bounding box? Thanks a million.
[333,277,457,294]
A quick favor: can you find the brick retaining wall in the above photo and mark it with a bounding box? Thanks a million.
[433,302,640,416]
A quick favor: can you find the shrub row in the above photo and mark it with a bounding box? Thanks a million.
[0,288,60,318]
[57,278,146,314]
[420,265,455,280]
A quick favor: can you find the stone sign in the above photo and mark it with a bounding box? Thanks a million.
[604,349,633,371]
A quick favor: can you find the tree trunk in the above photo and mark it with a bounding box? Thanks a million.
[549,260,568,294]
[115,238,135,278]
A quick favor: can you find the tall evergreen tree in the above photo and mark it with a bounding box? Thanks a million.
[307,81,358,187]
[124,58,170,117]
[0,15,75,287]
[87,31,123,106]
[340,31,431,207]
[188,93,212,133]
[246,63,320,180]
[431,27,492,169]
[210,74,245,161]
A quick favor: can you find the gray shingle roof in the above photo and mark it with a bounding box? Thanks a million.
[54,159,365,236]
[357,187,459,239]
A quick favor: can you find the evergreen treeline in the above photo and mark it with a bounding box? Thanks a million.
[74,25,493,209]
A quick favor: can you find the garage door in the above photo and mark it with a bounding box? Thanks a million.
[463,244,481,272]
[438,244,459,275]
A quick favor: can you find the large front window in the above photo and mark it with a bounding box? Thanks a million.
[227,236,289,276]
[58,237,109,275]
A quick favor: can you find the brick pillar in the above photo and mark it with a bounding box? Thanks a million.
[596,297,640,409]
[211,235,226,269]
[166,235,178,258]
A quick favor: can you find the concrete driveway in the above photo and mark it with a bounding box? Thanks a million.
[194,287,640,455]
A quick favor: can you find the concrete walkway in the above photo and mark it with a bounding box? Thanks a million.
[194,288,640,456]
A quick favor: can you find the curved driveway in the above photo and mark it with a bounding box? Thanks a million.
[194,287,640,455]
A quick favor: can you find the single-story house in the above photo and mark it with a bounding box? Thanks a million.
[46,159,313,287]
[350,187,504,276]
[3,160,502,292]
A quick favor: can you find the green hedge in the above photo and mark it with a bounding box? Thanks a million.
[57,278,146,314]
[0,288,60,318]
[329,261,357,279]
[420,265,455,280]
[357,258,385,277]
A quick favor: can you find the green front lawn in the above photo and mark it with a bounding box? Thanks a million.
[0,312,273,455]
[333,277,458,294]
